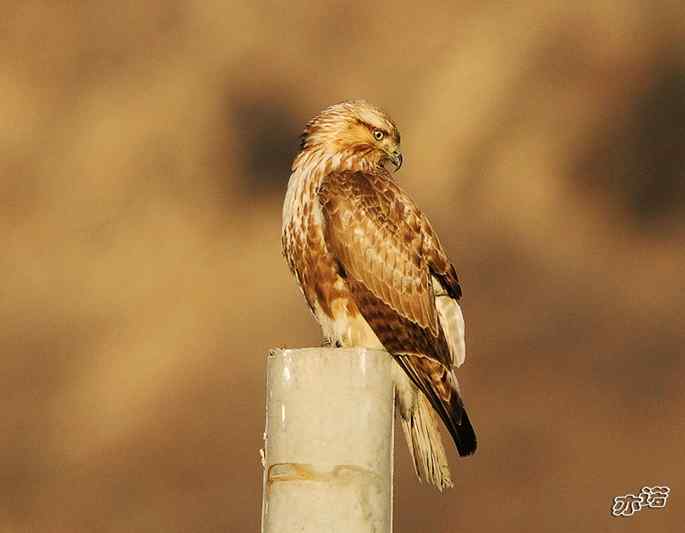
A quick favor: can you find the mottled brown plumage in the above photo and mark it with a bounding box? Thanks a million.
[282,100,476,490]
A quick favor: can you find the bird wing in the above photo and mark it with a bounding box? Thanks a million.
[318,169,475,455]
[318,170,437,331]
[318,169,464,366]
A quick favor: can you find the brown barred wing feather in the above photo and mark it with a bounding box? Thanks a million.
[318,170,476,456]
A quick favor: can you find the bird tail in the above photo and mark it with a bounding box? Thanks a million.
[394,365,453,491]
[399,389,454,491]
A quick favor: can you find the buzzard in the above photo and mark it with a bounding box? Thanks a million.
[281,100,476,490]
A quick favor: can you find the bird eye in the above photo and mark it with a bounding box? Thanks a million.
[373,129,384,141]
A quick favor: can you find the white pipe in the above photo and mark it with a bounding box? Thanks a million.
[261,347,394,533]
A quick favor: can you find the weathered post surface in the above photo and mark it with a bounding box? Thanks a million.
[261,347,394,533]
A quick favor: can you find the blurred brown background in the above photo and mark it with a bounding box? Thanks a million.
[2,1,684,532]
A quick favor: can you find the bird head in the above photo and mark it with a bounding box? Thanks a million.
[300,100,403,171]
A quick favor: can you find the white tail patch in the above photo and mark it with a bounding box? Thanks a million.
[432,276,466,367]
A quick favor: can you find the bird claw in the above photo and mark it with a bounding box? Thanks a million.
[321,338,343,348]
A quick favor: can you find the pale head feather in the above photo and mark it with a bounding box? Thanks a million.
[295,100,401,172]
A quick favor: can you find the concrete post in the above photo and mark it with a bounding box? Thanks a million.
[261,347,394,533]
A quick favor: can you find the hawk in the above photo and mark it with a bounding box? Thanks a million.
[281,100,476,490]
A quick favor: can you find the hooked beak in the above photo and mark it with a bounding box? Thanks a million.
[389,150,403,171]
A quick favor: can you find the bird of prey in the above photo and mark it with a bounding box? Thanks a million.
[281,100,476,490]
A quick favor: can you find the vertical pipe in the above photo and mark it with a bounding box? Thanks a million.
[261,347,394,533]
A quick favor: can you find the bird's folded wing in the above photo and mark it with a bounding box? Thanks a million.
[318,170,443,338]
